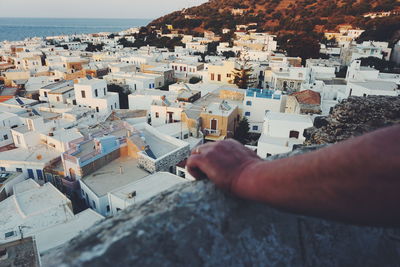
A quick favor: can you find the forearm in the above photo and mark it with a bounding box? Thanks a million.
[233,125,400,226]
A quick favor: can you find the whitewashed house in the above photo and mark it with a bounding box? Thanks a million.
[257,112,313,158]
[243,88,286,133]
[74,78,119,114]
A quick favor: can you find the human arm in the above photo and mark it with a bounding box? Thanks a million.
[186,125,400,227]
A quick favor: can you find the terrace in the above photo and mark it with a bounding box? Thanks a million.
[246,88,282,100]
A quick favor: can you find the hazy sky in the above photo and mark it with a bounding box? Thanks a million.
[0,0,208,19]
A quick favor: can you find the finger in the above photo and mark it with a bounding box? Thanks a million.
[191,142,216,155]
[187,154,209,180]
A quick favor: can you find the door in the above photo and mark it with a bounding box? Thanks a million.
[211,119,217,130]
[168,112,173,123]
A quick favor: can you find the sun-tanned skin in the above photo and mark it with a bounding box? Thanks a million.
[187,124,400,227]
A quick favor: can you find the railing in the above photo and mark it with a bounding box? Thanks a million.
[204,129,221,137]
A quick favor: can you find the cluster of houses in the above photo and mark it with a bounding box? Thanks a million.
[0,24,399,261]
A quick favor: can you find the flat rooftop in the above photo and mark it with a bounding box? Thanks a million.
[155,122,189,137]
[48,86,74,94]
[110,172,187,204]
[266,112,314,124]
[0,145,60,164]
[141,128,179,158]
[350,80,397,91]
[82,156,149,197]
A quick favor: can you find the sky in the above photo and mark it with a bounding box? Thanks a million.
[0,0,208,19]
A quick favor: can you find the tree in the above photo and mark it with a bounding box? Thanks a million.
[118,37,135,48]
[85,42,104,52]
[234,117,250,145]
[222,51,236,59]
[358,57,395,72]
[283,35,321,64]
[207,41,220,55]
[231,60,256,89]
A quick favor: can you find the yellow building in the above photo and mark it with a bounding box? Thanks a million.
[200,101,240,141]
[207,61,237,85]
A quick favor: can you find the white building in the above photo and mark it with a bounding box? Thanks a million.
[0,145,60,182]
[79,156,150,216]
[243,88,286,133]
[39,80,75,104]
[107,172,187,216]
[269,67,311,92]
[0,112,23,148]
[346,81,398,97]
[257,112,313,158]
[150,97,186,127]
[74,78,119,114]
[0,179,103,254]
[128,89,177,111]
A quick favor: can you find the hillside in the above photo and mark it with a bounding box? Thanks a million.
[149,0,400,40]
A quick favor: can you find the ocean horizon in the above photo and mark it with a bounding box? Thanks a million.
[0,17,152,42]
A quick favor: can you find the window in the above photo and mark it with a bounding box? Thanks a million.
[0,167,5,171]
[252,126,259,131]
[81,90,86,98]
[27,169,34,178]
[155,112,159,118]
[104,88,106,95]
[96,107,99,112]
[184,134,189,139]
[217,74,221,81]
[95,89,98,97]
[289,82,294,88]
[211,73,215,81]
[227,74,231,78]
[44,91,48,97]
[36,170,43,180]
[246,101,252,106]
[16,168,22,172]
[56,96,60,102]
[245,112,251,116]
[267,153,272,157]
[289,131,300,139]
[3,134,8,140]
[5,231,16,239]
[107,205,110,212]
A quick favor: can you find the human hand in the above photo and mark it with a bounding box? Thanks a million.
[187,139,262,192]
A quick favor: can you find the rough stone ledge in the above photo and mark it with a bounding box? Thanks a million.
[43,178,400,267]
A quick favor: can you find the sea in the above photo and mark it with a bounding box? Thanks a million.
[0,17,152,42]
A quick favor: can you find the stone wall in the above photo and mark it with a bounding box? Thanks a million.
[305,96,400,145]
[138,145,190,173]
[42,176,400,267]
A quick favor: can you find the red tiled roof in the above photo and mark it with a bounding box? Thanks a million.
[290,90,321,105]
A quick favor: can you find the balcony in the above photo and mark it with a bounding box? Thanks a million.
[204,129,221,137]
